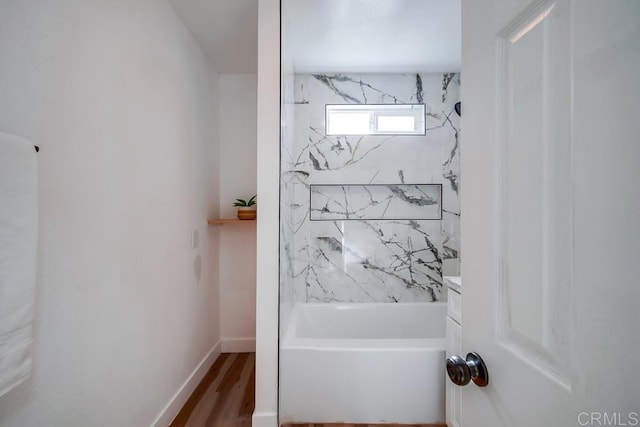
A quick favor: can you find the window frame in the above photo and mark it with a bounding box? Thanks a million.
[325,104,427,136]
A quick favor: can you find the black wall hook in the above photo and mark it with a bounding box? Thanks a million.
[34,145,39,153]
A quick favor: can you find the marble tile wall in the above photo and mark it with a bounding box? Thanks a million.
[310,184,442,221]
[280,73,460,303]
[279,51,297,337]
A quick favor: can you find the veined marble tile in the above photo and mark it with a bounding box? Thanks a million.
[440,73,461,275]
[305,220,444,303]
[280,72,460,304]
[310,184,441,221]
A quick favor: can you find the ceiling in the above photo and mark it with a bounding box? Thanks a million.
[169,0,258,74]
[284,0,461,73]
[169,0,461,74]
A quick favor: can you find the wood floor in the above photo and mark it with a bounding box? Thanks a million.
[170,352,445,427]
[171,352,255,427]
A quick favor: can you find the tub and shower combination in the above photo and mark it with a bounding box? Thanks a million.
[278,2,461,423]
[280,302,447,424]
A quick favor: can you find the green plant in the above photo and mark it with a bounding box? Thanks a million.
[233,195,256,207]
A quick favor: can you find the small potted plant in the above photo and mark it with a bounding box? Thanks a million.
[234,195,257,220]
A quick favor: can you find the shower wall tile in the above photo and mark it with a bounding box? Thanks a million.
[441,73,461,275]
[306,220,444,302]
[279,54,301,334]
[280,72,460,304]
[310,184,442,221]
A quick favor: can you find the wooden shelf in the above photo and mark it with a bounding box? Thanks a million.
[207,218,257,225]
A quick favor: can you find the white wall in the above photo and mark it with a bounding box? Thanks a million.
[218,74,257,351]
[254,0,280,425]
[0,1,221,426]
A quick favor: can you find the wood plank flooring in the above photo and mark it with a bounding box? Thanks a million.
[171,352,255,427]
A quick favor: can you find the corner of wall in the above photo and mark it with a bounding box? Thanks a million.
[254,0,280,422]
[0,1,227,425]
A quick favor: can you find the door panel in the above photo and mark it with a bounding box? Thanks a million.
[461,0,640,425]
[496,0,572,384]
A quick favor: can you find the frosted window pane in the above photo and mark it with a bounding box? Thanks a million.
[326,104,425,135]
[377,116,416,132]
[328,112,371,135]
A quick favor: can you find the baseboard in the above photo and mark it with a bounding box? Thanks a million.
[252,411,278,427]
[151,340,222,427]
[221,338,256,353]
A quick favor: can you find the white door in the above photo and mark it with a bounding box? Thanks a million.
[460,1,640,426]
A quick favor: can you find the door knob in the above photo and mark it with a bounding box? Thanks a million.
[446,352,489,387]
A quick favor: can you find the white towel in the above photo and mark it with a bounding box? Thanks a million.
[0,130,38,397]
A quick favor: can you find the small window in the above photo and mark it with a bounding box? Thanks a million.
[325,104,425,136]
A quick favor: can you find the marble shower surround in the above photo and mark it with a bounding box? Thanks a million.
[280,73,460,303]
[310,184,442,221]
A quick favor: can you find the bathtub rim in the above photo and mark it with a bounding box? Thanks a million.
[283,302,447,350]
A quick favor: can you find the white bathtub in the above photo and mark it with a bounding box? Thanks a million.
[280,303,447,424]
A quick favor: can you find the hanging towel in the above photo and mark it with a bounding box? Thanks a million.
[0,130,38,397]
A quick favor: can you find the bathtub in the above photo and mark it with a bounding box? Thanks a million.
[279,303,447,424]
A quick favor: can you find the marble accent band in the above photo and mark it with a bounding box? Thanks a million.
[310,184,442,221]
